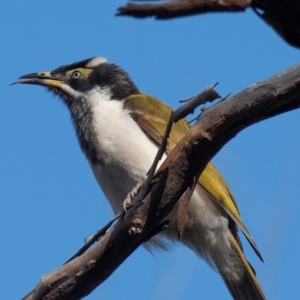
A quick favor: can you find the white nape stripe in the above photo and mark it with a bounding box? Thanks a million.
[86,57,107,68]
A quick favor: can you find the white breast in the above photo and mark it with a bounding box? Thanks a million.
[86,88,162,213]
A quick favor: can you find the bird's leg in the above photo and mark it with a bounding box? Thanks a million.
[123,182,143,211]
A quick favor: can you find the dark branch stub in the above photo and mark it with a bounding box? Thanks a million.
[176,175,198,240]
[173,83,221,122]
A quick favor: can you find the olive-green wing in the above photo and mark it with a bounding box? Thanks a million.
[125,92,262,261]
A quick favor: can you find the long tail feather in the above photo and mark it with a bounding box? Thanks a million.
[221,232,266,300]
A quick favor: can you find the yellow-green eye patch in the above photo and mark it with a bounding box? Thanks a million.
[65,68,93,80]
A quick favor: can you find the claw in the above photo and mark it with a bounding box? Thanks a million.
[123,182,143,211]
[123,195,132,212]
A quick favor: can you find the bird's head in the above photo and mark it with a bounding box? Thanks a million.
[12,57,142,163]
[12,56,139,107]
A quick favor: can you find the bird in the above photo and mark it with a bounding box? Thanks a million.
[13,56,266,300]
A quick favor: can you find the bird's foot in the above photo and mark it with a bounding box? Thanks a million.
[123,182,143,211]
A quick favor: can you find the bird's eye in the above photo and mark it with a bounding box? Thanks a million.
[71,71,82,79]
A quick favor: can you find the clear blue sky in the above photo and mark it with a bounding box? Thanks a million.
[1,1,299,299]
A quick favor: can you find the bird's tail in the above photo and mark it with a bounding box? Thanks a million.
[217,232,266,300]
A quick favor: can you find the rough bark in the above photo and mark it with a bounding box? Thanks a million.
[22,62,300,300]
[118,0,250,19]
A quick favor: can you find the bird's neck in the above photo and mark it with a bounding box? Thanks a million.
[67,89,105,164]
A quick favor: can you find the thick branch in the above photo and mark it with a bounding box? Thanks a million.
[23,63,300,300]
[118,0,250,19]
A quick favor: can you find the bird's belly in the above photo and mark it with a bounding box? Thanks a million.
[89,159,149,214]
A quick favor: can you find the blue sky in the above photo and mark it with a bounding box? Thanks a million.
[1,1,300,299]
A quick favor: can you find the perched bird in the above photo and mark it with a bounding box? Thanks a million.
[14,57,266,300]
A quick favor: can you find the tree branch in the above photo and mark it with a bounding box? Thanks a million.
[117,0,250,19]
[117,0,300,48]
[22,62,300,300]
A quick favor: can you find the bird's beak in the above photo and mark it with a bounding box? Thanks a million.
[10,72,64,88]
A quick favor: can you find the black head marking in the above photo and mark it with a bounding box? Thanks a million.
[50,57,139,100]
[51,57,94,75]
